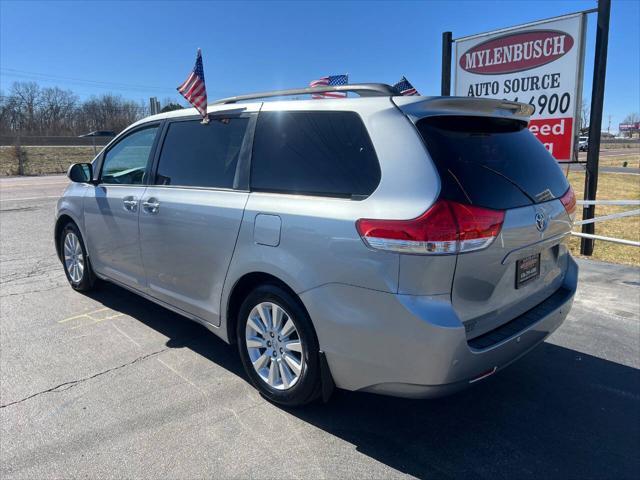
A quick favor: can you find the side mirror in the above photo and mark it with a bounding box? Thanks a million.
[67,163,93,183]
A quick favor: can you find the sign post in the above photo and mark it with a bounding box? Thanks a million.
[441,31,453,96]
[581,0,611,255]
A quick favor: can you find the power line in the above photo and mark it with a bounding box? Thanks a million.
[0,68,236,97]
[1,68,173,90]
[1,68,175,93]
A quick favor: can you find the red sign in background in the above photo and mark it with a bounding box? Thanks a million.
[528,117,573,161]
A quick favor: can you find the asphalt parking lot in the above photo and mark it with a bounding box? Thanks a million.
[1,175,639,479]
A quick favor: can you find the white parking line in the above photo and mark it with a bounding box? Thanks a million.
[111,323,141,348]
[0,195,60,202]
[0,182,68,188]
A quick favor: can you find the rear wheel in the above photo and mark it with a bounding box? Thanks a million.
[60,222,96,291]
[237,284,321,406]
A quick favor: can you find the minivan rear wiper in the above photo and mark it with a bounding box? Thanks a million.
[480,164,537,204]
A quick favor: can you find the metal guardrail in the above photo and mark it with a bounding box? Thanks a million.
[577,200,640,205]
[571,200,640,247]
[0,136,114,147]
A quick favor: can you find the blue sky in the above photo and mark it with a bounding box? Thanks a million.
[1,0,638,131]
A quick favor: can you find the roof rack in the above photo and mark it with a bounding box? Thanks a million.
[211,83,398,105]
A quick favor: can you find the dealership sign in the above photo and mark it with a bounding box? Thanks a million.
[619,122,640,131]
[455,13,587,161]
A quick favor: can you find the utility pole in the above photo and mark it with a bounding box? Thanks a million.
[15,135,25,176]
[149,97,161,115]
[581,0,611,255]
[607,115,611,133]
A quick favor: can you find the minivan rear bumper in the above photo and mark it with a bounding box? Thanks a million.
[300,255,578,398]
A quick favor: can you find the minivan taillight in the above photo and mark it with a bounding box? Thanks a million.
[560,186,577,218]
[356,200,504,255]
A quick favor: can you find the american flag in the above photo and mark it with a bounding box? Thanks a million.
[393,76,419,96]
[309,74,348,98]
[177,49,208,120]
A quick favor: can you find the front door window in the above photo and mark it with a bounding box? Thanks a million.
[101,126,159,185]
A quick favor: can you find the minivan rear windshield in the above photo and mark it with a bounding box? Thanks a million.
[416,116,569,210]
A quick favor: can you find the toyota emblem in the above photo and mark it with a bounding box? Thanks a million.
[535,211,548,232]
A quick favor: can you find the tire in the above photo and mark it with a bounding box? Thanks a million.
[60,222,96,292]
[236,284,321,406]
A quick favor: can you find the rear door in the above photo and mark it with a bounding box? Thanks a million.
[138,110,256,326]
[413,115,575,339]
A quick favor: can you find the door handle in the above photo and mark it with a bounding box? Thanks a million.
[142,198,160,214]
[122,197,138,212]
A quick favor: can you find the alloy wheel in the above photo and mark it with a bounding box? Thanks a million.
[245,302,304,390]
[63,231,84,283]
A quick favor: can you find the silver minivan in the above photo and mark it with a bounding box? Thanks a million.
[56,84,578,406]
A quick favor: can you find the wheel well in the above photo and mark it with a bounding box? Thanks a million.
[54,214,75,260]
[226,272,302,345]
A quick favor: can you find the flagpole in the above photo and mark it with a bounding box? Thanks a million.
[199,48,209,124]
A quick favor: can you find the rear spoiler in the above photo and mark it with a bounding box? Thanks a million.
[392,96,534,122]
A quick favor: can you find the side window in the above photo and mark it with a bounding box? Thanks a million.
[155,117,249,188]
[101,126,159,185]
[250,111,380,198]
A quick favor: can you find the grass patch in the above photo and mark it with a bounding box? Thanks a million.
[601,141,638,150]
[577,143,640,168]
[598,154,640,169]
[0,146,96,176]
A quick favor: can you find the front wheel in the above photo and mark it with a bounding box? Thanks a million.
[237,284,321,406]
[60,222,96,291]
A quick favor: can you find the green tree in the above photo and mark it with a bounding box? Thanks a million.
[161,103,183,113]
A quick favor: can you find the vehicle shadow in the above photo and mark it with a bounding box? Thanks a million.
[87,282,640,480]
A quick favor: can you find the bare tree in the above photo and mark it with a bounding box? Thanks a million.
[622,113,640,124]
[580,98,590,130]
[76,93,144,133]
[0,90,10,133]
[1,81,148,136]
[10,82,42,133]
[39,87,78,135]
